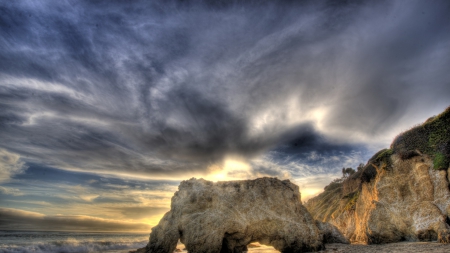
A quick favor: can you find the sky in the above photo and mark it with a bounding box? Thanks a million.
[0,0,450,232]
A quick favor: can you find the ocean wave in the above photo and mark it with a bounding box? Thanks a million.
[0,238,147,253]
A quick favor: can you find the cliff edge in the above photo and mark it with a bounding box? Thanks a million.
[306,106,450,244]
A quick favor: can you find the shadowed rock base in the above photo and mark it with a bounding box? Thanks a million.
[146,178,325,253]
[319,242,450,253]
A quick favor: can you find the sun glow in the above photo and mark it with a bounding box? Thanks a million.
[308,107,328,131]
[143,217,164,227]
[300,188,323,202]
[205,157,252,182]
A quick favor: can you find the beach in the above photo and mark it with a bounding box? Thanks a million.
[3,230,450,253]
[132,241,450,253]
[320,242,450,253]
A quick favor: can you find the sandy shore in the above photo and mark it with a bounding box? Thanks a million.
[318,242,450,253]
[246,242,450,252]
[131,241,450,253]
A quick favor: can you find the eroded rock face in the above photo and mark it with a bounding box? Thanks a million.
[355,155,450,243]
[306,107,450,244]
[147,177,324,253]
[307,155,450,244]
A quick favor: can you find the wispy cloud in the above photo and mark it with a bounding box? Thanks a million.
[0,208,152,232]
[0,149,27,182]
[0,166,175,226]
[0,186,23,196]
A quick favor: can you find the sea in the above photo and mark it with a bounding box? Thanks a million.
[0,230,148,253]
[0,231,277,253]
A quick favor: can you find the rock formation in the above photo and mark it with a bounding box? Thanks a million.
[146,177,325,253]
[315,220,349,244]
[306,106,450,244]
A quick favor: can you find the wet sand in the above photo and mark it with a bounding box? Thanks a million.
[241,242,450,253]
[248,242,450,253]
[319,242,450,253]
[132,241,450,253]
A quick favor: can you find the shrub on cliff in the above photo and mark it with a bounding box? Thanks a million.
[343,191,359,211]
[391,106,450,169]
[324,178,344,191]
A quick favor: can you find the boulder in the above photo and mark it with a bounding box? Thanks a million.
[315,221,349,244]
[146,177,324,253]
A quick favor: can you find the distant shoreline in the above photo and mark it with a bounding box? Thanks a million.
[0,229,149,234]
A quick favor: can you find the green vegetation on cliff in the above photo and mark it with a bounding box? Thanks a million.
[343,191,359,211]
[391,106,450,169]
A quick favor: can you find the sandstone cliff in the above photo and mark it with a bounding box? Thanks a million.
[146,177,326,253]
[306,106,450,244]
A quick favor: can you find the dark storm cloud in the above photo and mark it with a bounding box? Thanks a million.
[249,123,369,178]
[0,0,449,177]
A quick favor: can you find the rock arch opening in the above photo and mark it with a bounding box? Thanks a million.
[246,242,278,252]
[219,233,295,253]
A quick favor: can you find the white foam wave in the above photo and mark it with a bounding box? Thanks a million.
[0,238,147,253]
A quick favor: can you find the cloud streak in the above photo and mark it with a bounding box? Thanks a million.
[0,149,27,182]
[0,208,151,232]
[0,0,449,211]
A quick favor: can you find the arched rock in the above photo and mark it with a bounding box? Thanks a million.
[146,178,325,253]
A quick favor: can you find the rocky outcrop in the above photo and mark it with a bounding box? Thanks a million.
[306,106,450,244]
[147,177,325,253]
[315,221,349,244]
